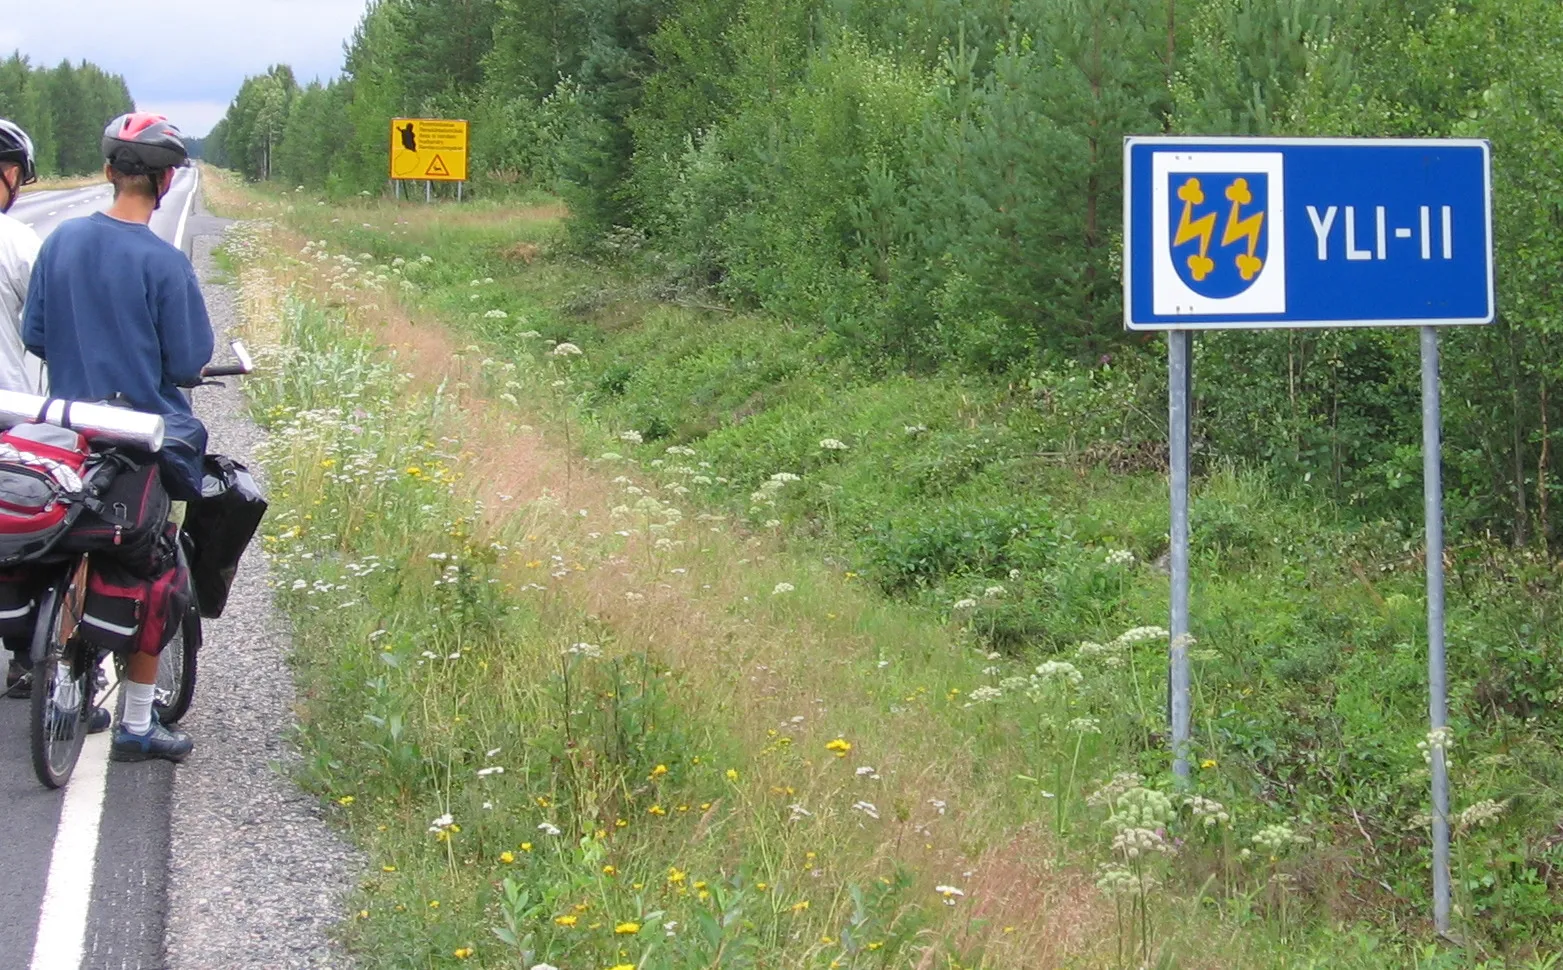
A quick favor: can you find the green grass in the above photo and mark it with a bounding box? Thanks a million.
[214,176,1563,969]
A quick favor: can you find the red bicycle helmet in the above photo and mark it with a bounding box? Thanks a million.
[102,112,189,174]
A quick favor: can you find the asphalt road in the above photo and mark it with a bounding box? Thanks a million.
[0,169,201,970]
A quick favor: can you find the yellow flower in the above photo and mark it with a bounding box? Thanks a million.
[381,865,397,873]
[791,899,810,912]
[667,867,686,884]
[614,921,641,935]
[756,882,769,891]
[429,900,440,909]
[821,935,835,944]
[520,842,533,852]
[535,796,551,808]
[608,965,636,970]
[699,802,712,811]
[825,738,852,757]
[615,818,629,828]
[693,881,707,890]
[453,947,473,959]
[650,764,668,778]
[406,466,423,477]
[499,851,515,864]
[648,805,667,816]
[868,941,884,950]
[697,889,710,901]
[677,804,689,813]
[725,768,739,781]
[357,909,369,919]
[1200,759,1218,770]
[337,795,355,806]
[554,914,578,927]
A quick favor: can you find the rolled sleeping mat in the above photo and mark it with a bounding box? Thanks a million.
[0,389,165,452]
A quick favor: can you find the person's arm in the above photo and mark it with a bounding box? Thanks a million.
[157,261,215,387]
[20,246,46,360]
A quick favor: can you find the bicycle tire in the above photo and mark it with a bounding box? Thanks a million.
[153,589,200,725]
[30,585,89,789]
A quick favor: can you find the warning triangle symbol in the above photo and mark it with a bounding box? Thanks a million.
[425,154,451,177]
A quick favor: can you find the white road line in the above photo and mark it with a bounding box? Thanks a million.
[28,725,112,970]
[173,168,200,251]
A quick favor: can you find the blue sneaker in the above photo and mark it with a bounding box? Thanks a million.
[111,720,194,763]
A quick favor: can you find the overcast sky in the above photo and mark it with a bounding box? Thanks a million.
[3,0,370,136]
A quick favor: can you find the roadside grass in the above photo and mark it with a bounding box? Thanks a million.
[209,170,1563,968]
[18,173,103,194]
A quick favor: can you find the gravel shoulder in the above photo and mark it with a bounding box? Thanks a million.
[164,215,359,969]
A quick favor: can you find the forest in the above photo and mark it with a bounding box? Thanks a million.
[205,0,1563,546]
[0,52,136,178]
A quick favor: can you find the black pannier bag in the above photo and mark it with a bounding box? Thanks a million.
[58,456,172,577]
[184,454,267,619]
[79,529,190,655]
[0,568,42,639]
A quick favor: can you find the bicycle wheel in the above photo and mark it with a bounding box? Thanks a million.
[30,585,90,789]
[154,581,200,725]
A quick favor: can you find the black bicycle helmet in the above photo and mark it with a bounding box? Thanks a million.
[0,119,38,186]
[102,112,190,175]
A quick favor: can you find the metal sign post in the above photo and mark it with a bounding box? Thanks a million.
[1124,135,1492,936]
[1168,329,1192,782]
[1421,325,1452,931]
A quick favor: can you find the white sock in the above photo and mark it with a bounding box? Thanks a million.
[122,682,156,735]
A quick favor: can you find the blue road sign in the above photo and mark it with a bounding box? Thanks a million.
[1123,137,1493,330]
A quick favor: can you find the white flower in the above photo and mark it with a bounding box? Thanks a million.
[538,821,562,836]
[934,885,965,905]
[565,642,603,658]
[983,585,1005,598]
[904,424,928,435]
[484,309,508,319]
[551,342,583,357]
[1104,549,1136,566]
[855,766,879,778]
[953,598,978,610]
[769,472,801,483]
[772,582,795,595]
[1115,626,1170,645]
[477,766,505,777]
[619,430,644,444]
[966,686,1004,704]
[428,813,455,832]
[851,800,880,819]
[1032,660,1084,686]
[819,438,849,451]
[531,964,560,970]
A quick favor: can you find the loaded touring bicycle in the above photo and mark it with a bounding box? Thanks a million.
[0,341,265,787]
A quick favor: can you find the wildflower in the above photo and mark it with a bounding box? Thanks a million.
[935,885,966,905]
[1252,823,1308,853]
[825,738,852,757]
[1456,799,1508,835]
[667,867,686,884]
[1184,795,1230,827]
[619,430,644,444]
[769,472,801,483]
[429,900,440,909]
[532,965,560,970]
[551,342,583,357]
[966,686,1003,705]
[772,582,795,595]
[851,800,881,819]
[477,766,505,777]
[1067,716,1101,734]
[1200,759,1217,770]
[726,768,740,781]
[484,309,508,319]
[791,899,810,913]
[454,947,474,959]
[538,822,562,836]
[500,851,516,864]
[819,438,849,451]
[337,795,355,806]
[381,865,397,872]
[953,598,978,610]
[1115,626,1169,645]
[983,585,1005,598]
[428,813,456,833]
[615,921,641,934]
[855,766,877,778]
[1031,660,1084,687]
[520,842,533,852]
[603,865,617,875]
[1104,549,1136,566]
[650,764,668,779]
[554,914,578,927]
[649,805,667,816]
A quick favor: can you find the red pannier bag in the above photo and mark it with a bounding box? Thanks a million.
[78,527,190,656]
[0,422,94,567]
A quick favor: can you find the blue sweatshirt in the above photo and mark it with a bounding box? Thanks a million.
[22,212,215,496]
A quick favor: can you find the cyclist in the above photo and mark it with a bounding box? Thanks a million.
[1,118,47,697]
[22,113,213,761]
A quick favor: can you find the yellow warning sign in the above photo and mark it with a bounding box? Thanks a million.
[389,118,468,182]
